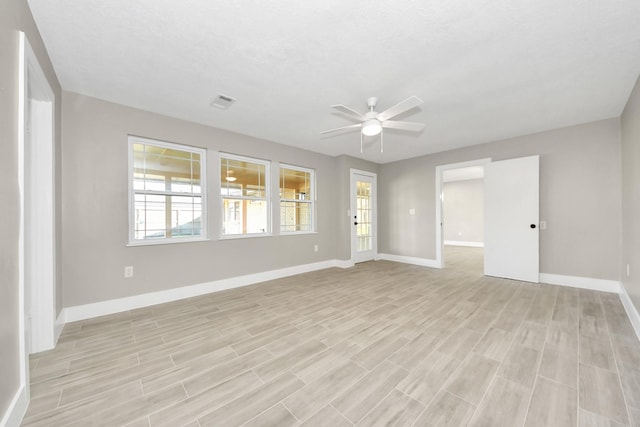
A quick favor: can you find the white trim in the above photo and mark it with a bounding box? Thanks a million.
[333,259,355,269]
[619,284,640,341]
[62,259,350,323]
[0,384,28,427]
[435,158,491,269]
[21,33,57,355]
[17,31,28,413]
[378,253,440,268]
[539,273,620,293]
[444,240,484,248]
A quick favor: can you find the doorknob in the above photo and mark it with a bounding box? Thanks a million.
[354,222,358,225]
[530,224,536,229]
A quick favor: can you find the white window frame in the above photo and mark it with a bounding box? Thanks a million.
[219,153,271,239]
[128,135,207,246]
[279,164,316,234]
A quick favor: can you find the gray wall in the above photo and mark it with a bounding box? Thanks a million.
[379,118,621,280]
[0,0,62,419]
[443,179,484,244]
[62,92,344,307]
[621,74,640,311]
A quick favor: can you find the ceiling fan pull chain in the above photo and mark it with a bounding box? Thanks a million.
[381,128,384,153]
[360,131,364,154]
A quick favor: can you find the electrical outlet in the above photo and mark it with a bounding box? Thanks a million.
[314,244,318,252]
[124,266,134,278]
[409,208,415,215]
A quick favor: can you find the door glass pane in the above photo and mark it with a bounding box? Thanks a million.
[356,180,372,252]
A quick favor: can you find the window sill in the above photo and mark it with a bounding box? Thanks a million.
[279,231,318,236]
[219,233,272,240]
[127,237,210,247]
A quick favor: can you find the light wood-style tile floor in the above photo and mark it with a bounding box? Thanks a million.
[23,247,640,426]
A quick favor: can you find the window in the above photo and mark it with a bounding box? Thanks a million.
[129,136,206,244]
[220,154,270,236]
[280,165,314,233]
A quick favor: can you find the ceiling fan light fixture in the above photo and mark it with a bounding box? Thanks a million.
[225,169,237,182]
[362,119,382,136]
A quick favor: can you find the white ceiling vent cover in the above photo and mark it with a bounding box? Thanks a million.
[211,94,236,109]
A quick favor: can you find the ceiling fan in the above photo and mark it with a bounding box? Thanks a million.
[321,96,425,153]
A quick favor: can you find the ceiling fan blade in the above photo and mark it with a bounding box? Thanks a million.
[320,123,361,134]
[331,104,366,121]
[377,96,423,122]
[382,120,425,132]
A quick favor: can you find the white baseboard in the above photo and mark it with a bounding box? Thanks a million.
[539,273,621,294]
[54,311,64,344]
[0,384,28,427]
[619,284,640,342]
[378,253,440,268]
[444,240,484,248]
[63,259,348,323]
[334,259,355,269]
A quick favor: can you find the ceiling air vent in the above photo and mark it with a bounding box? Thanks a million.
[211,94,236,110]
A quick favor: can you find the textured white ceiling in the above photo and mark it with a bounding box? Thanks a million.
[28,0,640,163]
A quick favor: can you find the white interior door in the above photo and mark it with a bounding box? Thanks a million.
[351,169,377,263]
[484,155,539,282]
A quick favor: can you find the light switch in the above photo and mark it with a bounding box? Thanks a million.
[409,208,415,215]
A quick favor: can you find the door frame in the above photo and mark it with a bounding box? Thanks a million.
[350,168,377,262]
[435,158,491,268]
[19,31,57,363]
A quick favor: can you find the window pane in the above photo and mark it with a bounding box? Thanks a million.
[134,194,167,239]
[170,196,202,237]
[222,198,268,235]
[280,168,311,200]
[279,166,314,233]
[356,180,372,251]
[221,157,266,198]
[133,143,201,193]
[280,201,312,232]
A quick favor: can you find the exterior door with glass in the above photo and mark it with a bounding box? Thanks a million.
[351,170,377,263]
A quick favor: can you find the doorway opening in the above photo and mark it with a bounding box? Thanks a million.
[435,158,490,269]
